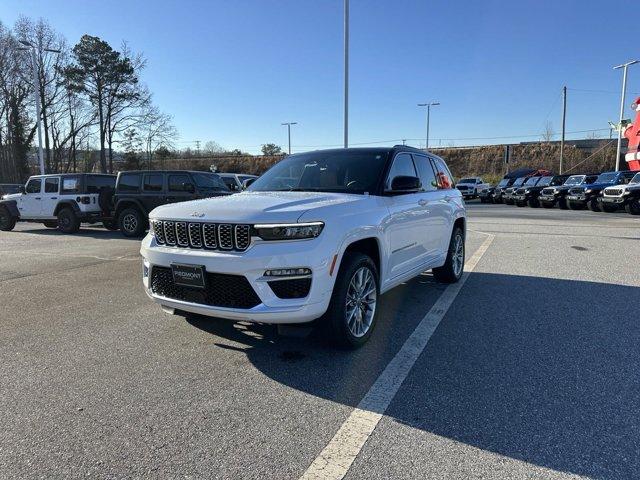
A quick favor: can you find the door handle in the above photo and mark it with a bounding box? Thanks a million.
[418,199,429,206]
[35,197,41,200]
[51,197,57,200]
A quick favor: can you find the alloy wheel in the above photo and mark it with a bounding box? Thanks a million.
[123,214,138,232]
[452,233,464,277]
[345,266,377,338]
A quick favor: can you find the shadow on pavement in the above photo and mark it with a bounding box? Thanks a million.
[187,271,639,480]
[14,226,142,241]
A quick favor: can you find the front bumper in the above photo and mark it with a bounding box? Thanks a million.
[538,194,556,203]
[566,194,588,204]
[513,194,527,202]
[140,235,336,324]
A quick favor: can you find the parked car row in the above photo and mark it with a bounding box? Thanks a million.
[477,170,640,215]
[0,170,256,234]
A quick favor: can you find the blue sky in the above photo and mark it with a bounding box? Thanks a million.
[1,0,638,154]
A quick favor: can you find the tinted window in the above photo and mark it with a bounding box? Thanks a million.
[168,174,194,192]
[61,176,81,194]
[85,175,115,193]
[25,178,41,194]
[524,177,540,186]
[431,157,454,189]
[118,173,141,192]
[44,177,59,193]
[192,173,228,191]
[497,179,509,187]
[143,174,164,192]
[412,155,438,191]
[386,153,417,189]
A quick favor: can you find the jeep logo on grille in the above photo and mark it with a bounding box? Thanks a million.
[190,212,205,217]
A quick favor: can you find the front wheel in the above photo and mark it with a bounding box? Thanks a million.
[528,198,540,208]
[601,203,618,213]
[118,208,146,237]
[324,253,379,348]
[0,207,16,231]
[587,199,600,212]
[515,201,526,207]
[433,226,465,284]
[541,201,554,209]
[57,208,80,233]
[568,201,582,210]
[625,198,640,215]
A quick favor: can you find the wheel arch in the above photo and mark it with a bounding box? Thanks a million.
[0,199,20,218]
[115,198,146,218]
[337,236,383,283]
[53,201,81,216]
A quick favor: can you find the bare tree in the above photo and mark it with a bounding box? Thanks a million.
[541,121,555,143]
[140,105,178,168]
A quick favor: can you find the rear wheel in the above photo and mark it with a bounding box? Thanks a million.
[57,208,80,233]
[324,253,379,348]
[625,198,640,215]
[43,221,58,228]
[118,207,146,237]
[0,206,16,231]
[433,226,465,284]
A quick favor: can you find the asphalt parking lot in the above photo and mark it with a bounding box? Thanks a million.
[1,204,638,479]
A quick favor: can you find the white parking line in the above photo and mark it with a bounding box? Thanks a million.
[300,233,495,480]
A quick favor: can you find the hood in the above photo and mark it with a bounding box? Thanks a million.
[1,193,21,201]
[149,191,371,223]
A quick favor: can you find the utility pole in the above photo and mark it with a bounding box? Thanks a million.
[560,86,567,174]
[343,0,349,148]
[281,122,297,154]
[613,60,639,171]
[17,40,60,175]
[417,102,440,150]
[195,140,201,156]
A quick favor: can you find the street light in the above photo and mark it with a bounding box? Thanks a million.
[17,40,61,175]
[613,60,639,171]
[281,122,298,154]
[417,102,440,150]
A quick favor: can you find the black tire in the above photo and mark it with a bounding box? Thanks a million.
[57,208,80,233]
[601,203,618,213]
[528,198,540,208]
[43,221,58,228]
[323,252,379,348]
[102,219,119,231]
[0,206,16,231]
[433,225,465,284]
[541,201,554,209]
[480,197,488,204]
[587,198,600,212]
[515,201,526,207]
[568,201,582,210]
[558,198,569,210]
[118,207,146,237]
[625,198,640,215]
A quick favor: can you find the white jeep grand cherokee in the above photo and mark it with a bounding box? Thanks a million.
[141,146,466,347]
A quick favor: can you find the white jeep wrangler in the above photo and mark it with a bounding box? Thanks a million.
[0,174,116,233]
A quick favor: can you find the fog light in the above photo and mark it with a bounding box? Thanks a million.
[264,268,311,277]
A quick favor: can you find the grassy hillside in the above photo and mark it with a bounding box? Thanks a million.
[158,141,619,185]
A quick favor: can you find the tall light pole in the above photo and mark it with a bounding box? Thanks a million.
[17,40,61,175]
[417,102,440,150]
[281,122,297,154]
[613,60,639,171]
[343,0,349,148]
[560,86,567,174]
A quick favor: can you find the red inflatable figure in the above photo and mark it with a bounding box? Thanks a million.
[623,96,640,170]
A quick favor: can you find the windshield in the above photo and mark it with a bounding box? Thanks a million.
[564,175,585,186]
[524,177,539,186]
[630,173,640,184]
[595,172,618,184]
[537,176,553,187]
[459,178,476,184]
[248,150,388,194]
[512,178,526,187]
[192,172,228,191]
[497,179,509,187]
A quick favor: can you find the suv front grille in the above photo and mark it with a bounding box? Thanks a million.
[150,266,260,309]
[541,188,555,195]
[153,220,252,252]
[569,187,584,195]
[604,188,623,196]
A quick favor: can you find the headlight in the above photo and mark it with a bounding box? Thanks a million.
[524,189,530,193]
[254,222,324,241]
[584,189,592,194]
[623,190,631,195]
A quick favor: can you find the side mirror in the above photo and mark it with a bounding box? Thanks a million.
[183,183,195,193]
[243,178,256,189]
[388,175,421,193]
[19,185,25,194]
